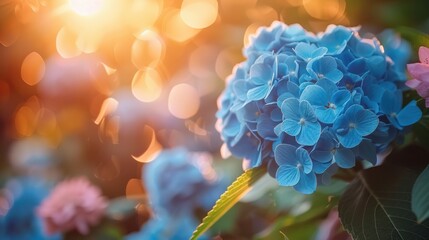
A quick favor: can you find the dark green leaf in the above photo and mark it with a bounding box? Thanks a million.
[256,192,336,240]
[190,166,266,240]
[412,165,429,222]
[396,27,429,50]
[338,164,429,240]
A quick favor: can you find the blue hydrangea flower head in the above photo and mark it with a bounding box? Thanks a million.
[142,147,226,216]
[216,22,422,193]
[0,178,61,240]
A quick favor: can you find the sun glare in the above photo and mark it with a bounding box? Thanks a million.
[69,0,103,16]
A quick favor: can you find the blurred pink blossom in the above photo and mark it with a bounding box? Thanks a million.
[406,46,429,107]
[37,177,107,235]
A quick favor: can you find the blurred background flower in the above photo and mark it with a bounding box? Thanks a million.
[0,0,428,238]
[0,177,61,240]
[37,177,107,235]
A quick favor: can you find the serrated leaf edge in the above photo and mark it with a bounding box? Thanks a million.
[190,166,266,240]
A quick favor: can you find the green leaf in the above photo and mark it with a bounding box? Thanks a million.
[338,164,429,239]
[396,27,429,50]
[256,192,336,240]
[190,166,266,240]
[412,165,429,222]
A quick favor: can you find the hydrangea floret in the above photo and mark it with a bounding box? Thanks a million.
[406,46,429,107]
[216,21,421,194]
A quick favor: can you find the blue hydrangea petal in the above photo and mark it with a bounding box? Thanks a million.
[355,109,379,136]
[257,114,277,140]
[313,161,332,174]
[295,42,316,61]
[223,114,241,137]
[247,85,269,101]
[300,85,328,107]
[296,147,313,174]
[318,26,353,55]
[275,144,298,166]
[312,47,328,59]
[232,80,248,101]
[355,40,375,57]
[281,98,300,120]
[282,119,301,136]
[250,63,270,79]
[276,165,300,186]
[294,171,317,194]
[337,128,362,148]
[380,90,401,115]
[311,150,333,163]
[356,139,377,165]
[332,90,351,106]
[334,148,355,168]
[396,100,422,127]
[297,121,321,146]
[299,100,318,122]
[315,108,336,124]
[324,69,343,83]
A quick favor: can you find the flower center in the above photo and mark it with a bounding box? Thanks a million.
[317,73,324,79]
[349,122,356,129]
[328,102,336,109]
[299,118,306,125]
[390,112,397,118]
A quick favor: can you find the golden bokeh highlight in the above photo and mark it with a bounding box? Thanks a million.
[131,68,162,103]
[132,126,162,163]
[76,29,102,54]
[99,116,119,144]
[69,0,103,16]
[180,0,218,29]
[125,179,146,197]
[163,9,201,42]
[21,52,45,86]
[168,83,200,119]
[36,108,62,146]
[303,0,346,20]
[94,97,119,125]
[127,0,162,34]
[14,96,41,137]
[132,30,164,69]
[56,27,81,58]
[15,106,38,136]
[243,23,261,48]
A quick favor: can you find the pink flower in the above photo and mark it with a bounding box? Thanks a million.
[407,46,429,108]
[37,177,107,235]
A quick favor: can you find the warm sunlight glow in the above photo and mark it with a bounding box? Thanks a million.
[56,27,81,58]
[163,9,200,42]
[168,83,200,119]
[69,0,103,16]
[94,98,118,125]
[131,68,162,102]
[303,0,345,20]
[21,52,45,86]
[132,30,164,69]
[132,127,162,163]
[180,0,218,29]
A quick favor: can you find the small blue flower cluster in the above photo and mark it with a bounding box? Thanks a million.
[129,148,226,239]
[216,22,421,194]
[0,178,61,240]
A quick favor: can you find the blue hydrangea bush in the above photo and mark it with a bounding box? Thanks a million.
[216,21,422,194]
[128,148,226,240]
